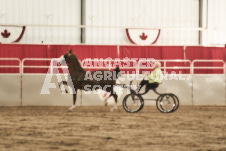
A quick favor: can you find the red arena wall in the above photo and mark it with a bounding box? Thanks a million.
[0,44,225,74]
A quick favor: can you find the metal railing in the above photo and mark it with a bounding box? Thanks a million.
[82,59,193,74]
[191,59,226,105]
[0,58,21,74]
[21,58,68,74]
[137,59,192,74]
[192,60,225,74]
[0,58,224,75]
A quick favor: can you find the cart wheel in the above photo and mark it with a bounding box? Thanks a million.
[156,95,164,113]
[169,93,179,112]
[123,93,144,113]
[156,94,176,113]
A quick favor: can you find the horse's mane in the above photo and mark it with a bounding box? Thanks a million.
[70,54,85,72]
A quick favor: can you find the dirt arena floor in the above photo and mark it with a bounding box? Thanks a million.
[0,106,226,151]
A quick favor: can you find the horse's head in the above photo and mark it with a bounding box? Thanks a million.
[114,67,121,79]
[58,49,84,72]
[63,49,73,63]
[58,49,74,65]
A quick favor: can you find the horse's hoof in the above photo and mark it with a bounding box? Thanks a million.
[67,109,73,112]
[110,108,117,112]
[105,102,108,106]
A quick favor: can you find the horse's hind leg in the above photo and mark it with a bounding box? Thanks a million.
[103,94,111,106]
[68,93,77,112]
[110,93,118,112]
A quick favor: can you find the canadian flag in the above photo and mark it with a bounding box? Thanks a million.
[0,25,25,43]
[126,28,160,45]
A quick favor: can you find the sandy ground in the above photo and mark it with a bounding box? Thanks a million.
[0,106,226,151]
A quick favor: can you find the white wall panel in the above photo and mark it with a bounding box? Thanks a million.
[1,0,225,45]
[202,0,226,46]
[84,0,199,45]
[0,0,81,44]
[0,74,225,106]
[0,75,21,106]
[193,75,225,105]
[22,75,75,106]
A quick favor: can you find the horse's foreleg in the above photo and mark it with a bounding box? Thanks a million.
[110,93,118,112]
[68,92,77,112]
[58,81,68,93]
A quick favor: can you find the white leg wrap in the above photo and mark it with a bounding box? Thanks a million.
[104,95,111,106]
[110,102,118,112]
[68,105,76,112]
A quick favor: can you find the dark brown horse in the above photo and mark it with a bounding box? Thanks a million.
[58,50,121,112]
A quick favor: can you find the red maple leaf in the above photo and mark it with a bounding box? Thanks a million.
[140,32,148,40]
[1,29,11,38]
